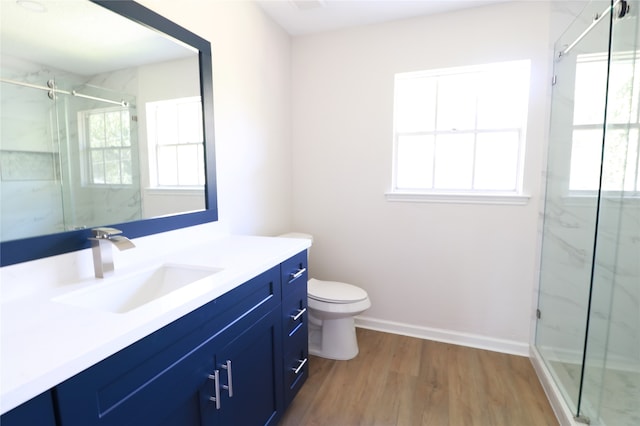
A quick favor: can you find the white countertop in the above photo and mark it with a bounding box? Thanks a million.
[0,234,310,414]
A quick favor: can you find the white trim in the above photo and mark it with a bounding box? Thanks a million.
[144,187,204,197]
[530,346,579,426]
[385,191,530,205]
[392,60,530,195]
[354,315,529,356]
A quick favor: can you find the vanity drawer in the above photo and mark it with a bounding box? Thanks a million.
[280,251,308,408]
[283,327,309,406]
[280,250,307,298]
[282,283,308,339]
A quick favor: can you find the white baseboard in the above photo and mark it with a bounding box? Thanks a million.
[530,346,578,426]
[354,315,529,356]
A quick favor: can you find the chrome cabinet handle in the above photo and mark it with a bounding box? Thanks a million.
[290,267,307,280]
[221,360,233,397]
[292,357,308,375]
[290,307,307,321]
[208,370,221,409]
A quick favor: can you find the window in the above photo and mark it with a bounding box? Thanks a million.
[569,52,640,195]
[146,97,205,188]
[390,60,531,200]
[81,106,132,186]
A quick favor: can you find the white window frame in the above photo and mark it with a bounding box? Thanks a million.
[145,96,205,190]
[386,60,531,205]
[79,106,133,187]
[567,51,640,200]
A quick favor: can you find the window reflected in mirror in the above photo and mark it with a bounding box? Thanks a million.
[0,0,208,242]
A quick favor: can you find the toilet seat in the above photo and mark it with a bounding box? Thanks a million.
[308,278,368,304]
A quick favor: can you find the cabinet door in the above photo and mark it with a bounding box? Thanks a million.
[0,391,57,426]
[200,308,283,426]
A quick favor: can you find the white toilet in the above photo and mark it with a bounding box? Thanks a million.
[279,233,371,360]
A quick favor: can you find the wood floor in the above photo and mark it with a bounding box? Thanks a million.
[279,328,558,426]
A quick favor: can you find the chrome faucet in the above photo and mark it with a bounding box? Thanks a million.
[89,227,136,278]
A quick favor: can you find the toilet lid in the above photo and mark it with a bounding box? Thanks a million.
[308,278,368,304]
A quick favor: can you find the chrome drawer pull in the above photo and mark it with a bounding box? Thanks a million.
[208,370,221,409]
[290,307,307,321]
[221,359,233,397]
[292,357,308,375]
[290,267,307,280]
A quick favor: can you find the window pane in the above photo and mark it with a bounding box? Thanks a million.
[601,128,639,191]
[396,135,434,189]
[105,111,122,147]
[569,129,604,190]
[394,77,436,132]
[156,104,178,146]
[89,114,105,148]
[177,101,203,144]
[175,144,198,185]
[436,73,477,131]
[434,134,474,189]
[477,66,529,129]
[104,148,121,184]
[620,129,639,192]
[91,151,105,184]
[607,57,640,124]
[474,132,519,190]
[157,145,178,186]
[198,144,205,185]
[574,58,608,125]
[121,110,131,147]
[121,148,132,185]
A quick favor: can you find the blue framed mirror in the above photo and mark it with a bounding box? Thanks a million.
[0,0,217,266]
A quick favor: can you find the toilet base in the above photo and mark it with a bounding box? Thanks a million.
[308,317,359,360]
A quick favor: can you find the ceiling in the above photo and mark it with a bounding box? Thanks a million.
[255,0,510,36]
[1,0,195,76]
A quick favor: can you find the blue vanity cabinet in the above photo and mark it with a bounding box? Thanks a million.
[2,251,309,426]
[0,390,57,426]
[54,265,283,426]
[280,250,309,408]
[200,308,283,426]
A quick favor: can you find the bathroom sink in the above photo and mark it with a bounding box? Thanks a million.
[55,264,223,313]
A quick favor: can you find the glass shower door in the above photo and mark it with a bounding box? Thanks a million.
[582,2,640,424]
[535,0,612,416]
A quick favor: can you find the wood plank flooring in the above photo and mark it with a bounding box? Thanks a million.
[279,328,558,426]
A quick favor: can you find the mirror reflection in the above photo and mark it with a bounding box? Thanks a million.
[0,0,206,242]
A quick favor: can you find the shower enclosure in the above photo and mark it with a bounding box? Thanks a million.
[0,69,142,241]
[535,1,639,425]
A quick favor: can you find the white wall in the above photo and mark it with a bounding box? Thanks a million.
[291,1,553,354]
[0,1,293,296]
[2,0,563,356]
[137,0,293,236]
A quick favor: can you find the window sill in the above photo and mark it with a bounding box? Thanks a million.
[145,187,204,197]
[563,192,640,206]
[385,191,530,205]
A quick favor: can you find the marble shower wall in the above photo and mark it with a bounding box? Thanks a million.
[1,57,67,240]
[0,56,141,240]
[536,0,639,374]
